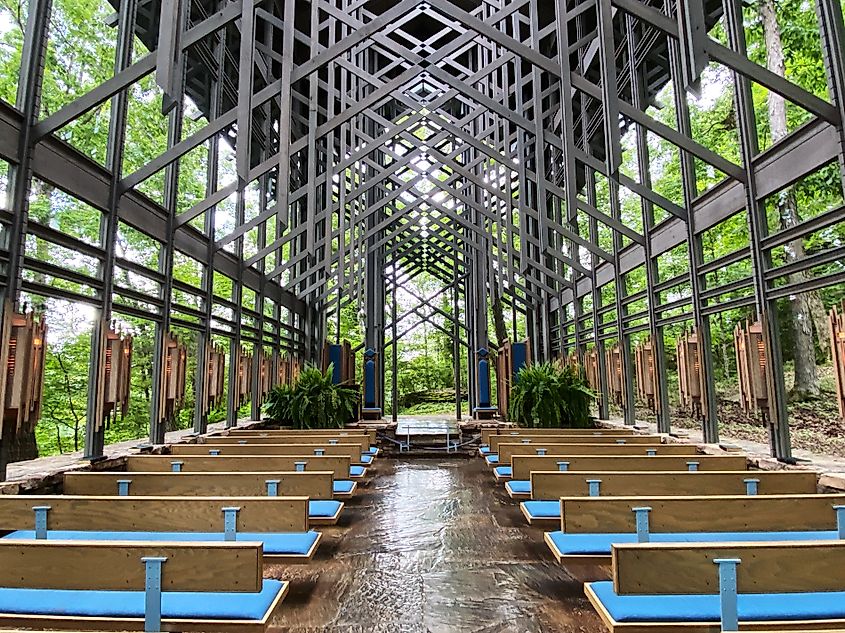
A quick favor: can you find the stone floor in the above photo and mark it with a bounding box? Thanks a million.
[269,457,605,633]
[604,416,845,490]
[2,419,261,489]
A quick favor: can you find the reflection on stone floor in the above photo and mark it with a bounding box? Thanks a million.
[269,457,605,633]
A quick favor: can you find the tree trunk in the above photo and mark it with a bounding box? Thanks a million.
[490,283,508,350]
[758,0,820,400]
[0,418,39,464]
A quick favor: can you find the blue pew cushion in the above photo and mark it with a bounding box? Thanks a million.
[3,530,321,557]
[364,447,379,456]
[0,579,285,620]
[505,480,531,495]
[493,466,512,478]
[479,446,491,455]
[350,466,366,477]
[360,454,374,464]
[547,530,839,557]
[484,454,499,465]
[588,581,845,623]
[309,500,342,518]
[333,480,356,494]
[521,500,559,519]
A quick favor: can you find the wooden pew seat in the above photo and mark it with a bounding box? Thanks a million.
[126,455,368,479]
[481,434,663,462]
[495,454,749,482]
[585,541,845,632]
[0,540,286,632]
[509,469,818,506]
[0,496,322,563]
[542,494,845,566]
[64,471,356,522]
[490,443,698,472]
[170,442,375,467]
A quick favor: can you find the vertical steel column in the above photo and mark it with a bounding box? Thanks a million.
[724,0,790,458]
[625,16,671,432]
[84,0,137,458]
[815,0,845,184]
[391,269,398,423]
[555,0,584,363]
[250,172,269,422]
[193,11,225,434]
[596,0,635,426]
[453,257,462,420]
[0,0,52,480]
[574,7,609,420]
[664,0,720,442]
[149,0,187,445]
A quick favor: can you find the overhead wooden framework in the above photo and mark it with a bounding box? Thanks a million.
[2,0,845,477]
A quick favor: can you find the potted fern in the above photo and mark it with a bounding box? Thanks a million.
[264,364,359,429]
[507,361,595,428]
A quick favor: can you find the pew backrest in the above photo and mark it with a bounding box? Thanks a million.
[511,454,748,479]
[489,433,659,452]
[481,428,635,444]
[0,540,263,592]
[562,494,845,533]
[497,442,696,464]
[64,470,334,499]
[203,434,370,446]
[217,429,376,444]
[126,454,352,478]
[530,470,819,499]
[0,495,309,532]
[170,442,366,458]
[612,541,845,595]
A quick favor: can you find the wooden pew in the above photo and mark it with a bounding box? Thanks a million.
[0,540,285,632]
[217,428,377,444]
[487,433,659,453]
[481,427,635,445]
[170,442,374,466]
[586,541,845,632]
[126,454,365,479]
[64,470,357,499]
[527,470,819,501]
[63,471,351,525]
[496,442,697,468]
[505,454,748,482]
[0,495,321,563]
[544,494,845,565]
[203,433,371,447]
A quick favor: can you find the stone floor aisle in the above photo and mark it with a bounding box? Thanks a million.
[271,457,604,633]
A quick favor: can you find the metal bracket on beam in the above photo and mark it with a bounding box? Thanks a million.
[632,506,652,542]
[32,506,51,539]
[714,558,741,632]
[222,506,241,541]
[117,479,132,496]
[744,478,759,495]
[142,556,167,633]
[834,505,845,538]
